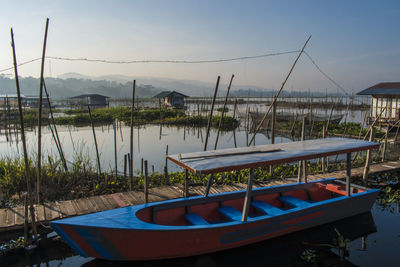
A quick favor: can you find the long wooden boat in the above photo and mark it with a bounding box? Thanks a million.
[51,138,379,261]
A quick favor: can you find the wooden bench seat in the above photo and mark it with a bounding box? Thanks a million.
[251,200,285,216]
[218,206,242,221]
[184,213,209,225]
[280,196,312,208]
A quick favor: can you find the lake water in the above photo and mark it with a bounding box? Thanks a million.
[0,124,293,174]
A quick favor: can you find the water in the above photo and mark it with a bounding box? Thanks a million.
[0,124,292,173]
[2,202,398,266]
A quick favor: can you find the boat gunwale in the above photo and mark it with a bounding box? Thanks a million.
[51,179,379,231]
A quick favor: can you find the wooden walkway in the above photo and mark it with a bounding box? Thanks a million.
[1,160,399,239]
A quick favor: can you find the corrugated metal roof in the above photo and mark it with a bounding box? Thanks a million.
[69,94,110,99]
[153,91,188,98]
[357,82,400,95]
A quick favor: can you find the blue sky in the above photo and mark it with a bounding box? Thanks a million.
[0,0,399,93]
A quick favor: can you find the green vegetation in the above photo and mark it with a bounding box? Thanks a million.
[1,150,392,208]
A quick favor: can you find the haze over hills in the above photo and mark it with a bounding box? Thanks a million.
[0,72,342,99]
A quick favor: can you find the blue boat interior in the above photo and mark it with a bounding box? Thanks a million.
[135,179,370,226]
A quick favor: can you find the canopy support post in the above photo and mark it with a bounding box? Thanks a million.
[242,168,254,222]
[346,152,351,196]
[204,174,214,197]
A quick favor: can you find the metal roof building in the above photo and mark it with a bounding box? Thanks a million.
[153,91,188,108]
[357,82,400,123]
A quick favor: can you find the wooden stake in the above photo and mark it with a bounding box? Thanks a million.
[113,119,117,176]
[36,18,49,204]
[298,116,306,182]
[184,169,189,197]
[144,160,148,204]
[165,145,169,184]
[363,127,374,184]
[214,74,234,149]
[204,76,220,151]
[11,27,38,242]
[130,80,135,189]
[88,105,101,175]
[44,81,68,171]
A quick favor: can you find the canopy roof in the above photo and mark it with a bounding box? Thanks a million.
[357,82,400,96]
[167,138,379,174]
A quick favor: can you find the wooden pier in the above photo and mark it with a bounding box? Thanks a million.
[1,159,399,240]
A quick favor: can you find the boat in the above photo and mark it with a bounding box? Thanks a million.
[50,138,379,261]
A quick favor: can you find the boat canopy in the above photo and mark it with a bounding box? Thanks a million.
[167,138,379,175]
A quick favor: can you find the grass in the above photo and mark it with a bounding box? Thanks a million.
[0,150,384,207]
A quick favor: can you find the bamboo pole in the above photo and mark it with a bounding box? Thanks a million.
[44,81,68,171]
[184,169,189,197]
[204,76,220,151]
[214,74,234,149]
[164,145,169,184]
[269,99,276,175]
[36,18,49,204]
[144,160,148,204]
[363,127,374,184]
[322,126,326,173]
[249,35,312,145]
[88,105,102,175]
[11,28,38,242]
[298,116,306,182]
[113,119,118,176]
[130,80,135,190]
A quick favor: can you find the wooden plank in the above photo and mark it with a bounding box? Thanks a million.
[4,208,15,227]
[126,191,144,204]
[43,203,62,221]
[14,206,25,226]
[34,205,45,222]
[99,195,114,210]
[61,200,77,216]
[71,199,85,215]
[83,197,97,213]
[119,192,136,206]
[91,196,107,212]
[55,201,68,218]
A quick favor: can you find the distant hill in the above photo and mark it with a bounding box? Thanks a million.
[0,73,341,99]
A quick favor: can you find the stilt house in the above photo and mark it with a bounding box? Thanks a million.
[357,82,400,125]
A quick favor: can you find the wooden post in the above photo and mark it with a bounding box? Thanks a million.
[184,169,189,197]
[11,28,38,242]
[204,76,220,151]
[144,160,148,204]
[88,105,101,175]
[44,81,68,171]
[382,126,388,162]
[113,119,118,176]
[123,154,127,177]
[130,80,135,190]
[141,158,144,176]
[269,98,276,175]
[215,74,234,149]
[241,168,254,222]
[164,145,169,184]
[346,152,351,196]
[290,113,298,136]
[363,127,374,184]
[36,18,50,204]
[23,193,28,246]
[204,174,213,197]
[298,117,306,182]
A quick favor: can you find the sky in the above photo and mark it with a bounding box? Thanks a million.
[0,0,399,94]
